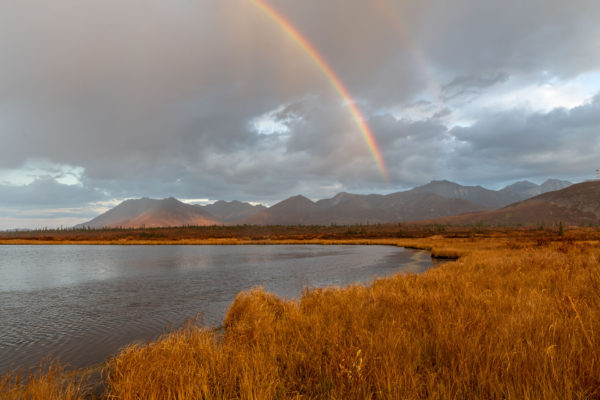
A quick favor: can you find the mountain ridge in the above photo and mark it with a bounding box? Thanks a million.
[424,181,600,226]
[76,179,576,228]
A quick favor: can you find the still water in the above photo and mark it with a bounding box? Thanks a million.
[0,245,433,373]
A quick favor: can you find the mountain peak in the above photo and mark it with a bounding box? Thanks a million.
[425,180,460,187]
[202,200,266,223]
[273,195,315,209]
[163,196,182,204]
[77,197,219,228]
[333,191,351,199]
[500,179,572,199]
[290,194,312,201]
[502,180,537,192]
[540,179,572,191]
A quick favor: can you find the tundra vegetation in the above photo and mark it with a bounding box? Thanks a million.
[1,227,599,399]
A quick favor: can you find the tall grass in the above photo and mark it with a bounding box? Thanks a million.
[0,362,88,400]
[102,238,600,399]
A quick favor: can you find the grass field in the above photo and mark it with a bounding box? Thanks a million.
[1,229,599,399]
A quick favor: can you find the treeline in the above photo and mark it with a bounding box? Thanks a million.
[1,223,598,243]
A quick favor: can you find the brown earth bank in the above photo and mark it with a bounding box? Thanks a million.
[1,231,599,399]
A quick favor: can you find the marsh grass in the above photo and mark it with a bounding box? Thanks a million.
[3,234,600,399]
[103,237,600,399]
[0,361,89,400]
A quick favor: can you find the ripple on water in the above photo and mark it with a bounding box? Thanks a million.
[0,245,434,373]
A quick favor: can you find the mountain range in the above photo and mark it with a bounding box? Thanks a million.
[77,179,578,228]
[428,180,600,226]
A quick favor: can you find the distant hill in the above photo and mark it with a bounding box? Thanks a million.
[77,197,221,228]
[410,180,511,209]
[499,179,572,201]
[410,179,572,209]
[427,181,600,226]
[240,179,572,225]
[202,200,266,223]
[241,195,320,225]
[241,191,486,225]
[76,179,577,228]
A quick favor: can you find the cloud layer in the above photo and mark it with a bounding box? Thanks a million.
[1,0,600,227]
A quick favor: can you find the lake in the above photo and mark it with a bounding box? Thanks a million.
[0,244,434,373]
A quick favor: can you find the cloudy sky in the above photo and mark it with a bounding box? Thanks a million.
[1,0,600,229]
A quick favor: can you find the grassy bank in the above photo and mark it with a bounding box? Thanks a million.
[2,233,599,399]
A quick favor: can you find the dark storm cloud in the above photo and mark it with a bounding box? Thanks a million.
[0,178,108,209]
[1,0,600,227]
[447,94,600,182]
[442,73,510,102]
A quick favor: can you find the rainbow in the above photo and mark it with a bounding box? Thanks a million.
[249,0,389,182]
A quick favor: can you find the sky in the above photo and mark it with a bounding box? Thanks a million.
[1,0,600,229]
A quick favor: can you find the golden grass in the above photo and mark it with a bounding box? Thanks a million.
[0,361,88,400]
[103,236,600,399]
[3,234,600,399]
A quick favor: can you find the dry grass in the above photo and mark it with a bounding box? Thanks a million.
[3,233,600,399]
[103,236,600,399]
[0,361,89,400]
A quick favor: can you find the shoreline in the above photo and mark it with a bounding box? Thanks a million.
[0,237,464,261]
[0,237,438,249]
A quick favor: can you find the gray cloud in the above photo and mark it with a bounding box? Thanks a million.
[447,94,600,183]
[419,0,600,80]
[1,0,600,227]
[0,178,108,209]
[442,73,510,102]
